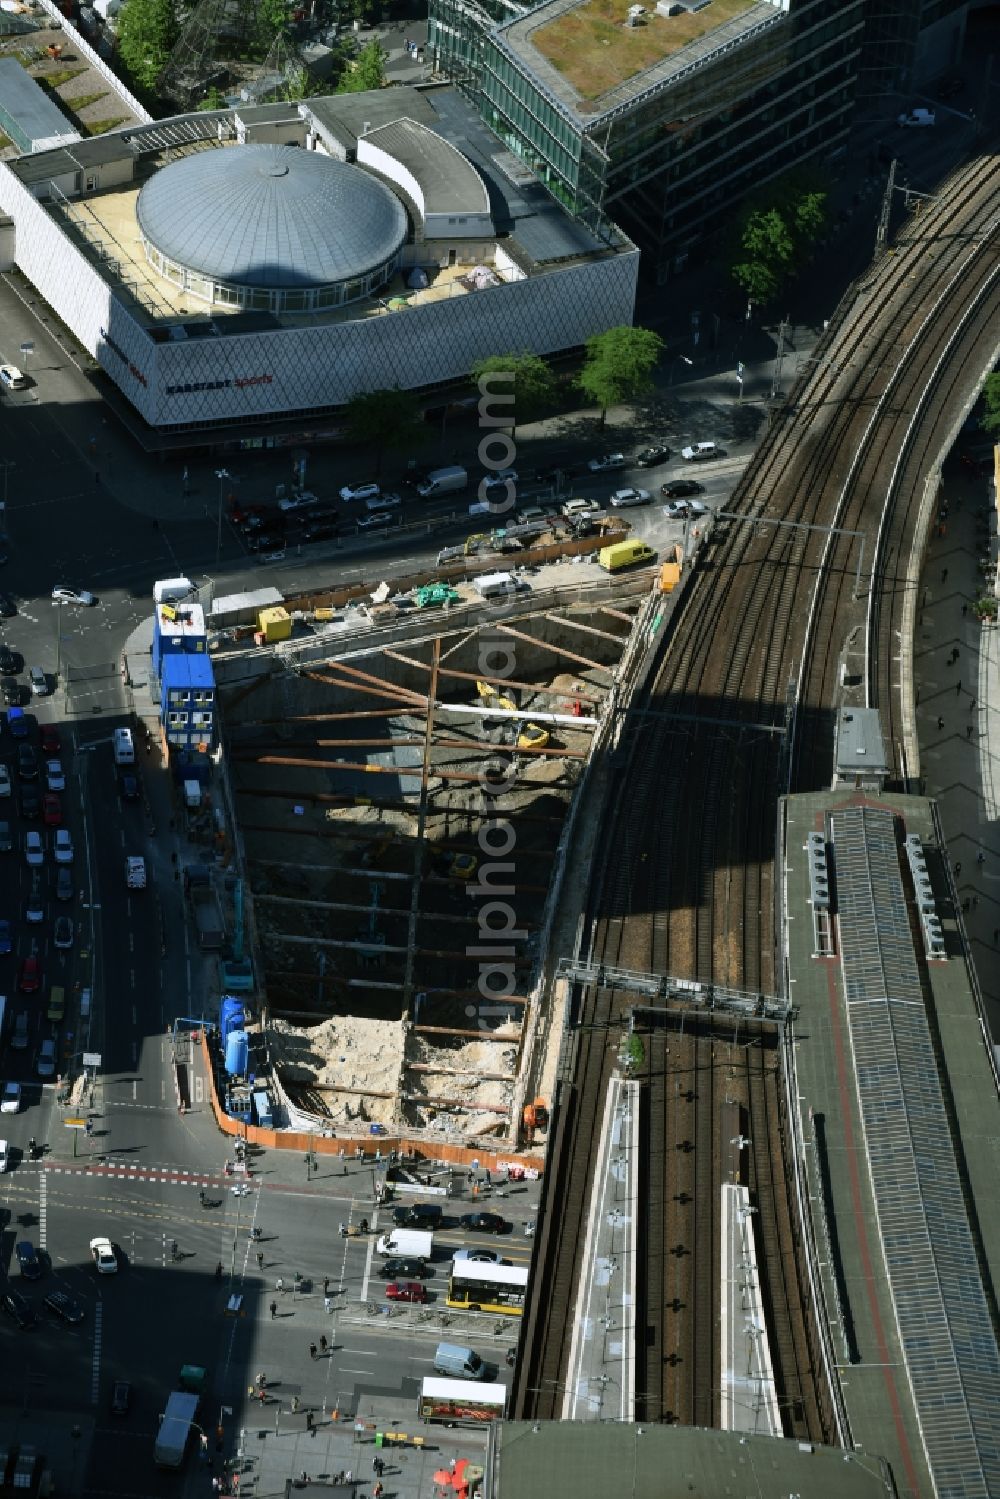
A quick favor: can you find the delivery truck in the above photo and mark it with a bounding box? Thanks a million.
[154,1391,199,1467]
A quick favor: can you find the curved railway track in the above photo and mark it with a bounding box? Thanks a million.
[517,150,1000,1432]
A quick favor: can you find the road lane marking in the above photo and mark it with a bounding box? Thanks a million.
[91,1299,102,1404]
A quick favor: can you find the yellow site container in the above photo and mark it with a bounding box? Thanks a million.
[258,606,292,642]
[659,562,681,593]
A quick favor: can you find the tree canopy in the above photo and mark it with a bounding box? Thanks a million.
[728,176,828,308]
[336,38,386,93]
[576,325,664,423]
[981,373,1000,437]
[470,352,556,439]
[343,387,425,474]
[118,0,178,93]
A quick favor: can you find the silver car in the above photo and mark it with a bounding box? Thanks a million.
[609,487,651,508]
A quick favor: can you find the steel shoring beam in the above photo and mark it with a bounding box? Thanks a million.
[236,710,418,727]
[303,662,429,709]
[403,635,441,1012]
[295,674,422,708]
[380,650,605,704]
[542,612,627,645]
[492,622,614,674]
[598,606,635,624]
[276,933,532,964]
[234,732,588,756]
[245,754,574,785]
[260,897,500,929]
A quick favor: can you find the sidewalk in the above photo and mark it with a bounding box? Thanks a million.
[912,455,999,1039]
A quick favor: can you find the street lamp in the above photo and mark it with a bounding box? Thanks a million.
[214,468,230,564]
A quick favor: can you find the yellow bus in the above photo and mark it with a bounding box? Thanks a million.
[446,1260,529,1314]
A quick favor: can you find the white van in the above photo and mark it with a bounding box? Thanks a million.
[113,727,135,765]
[433,1343,488,1380]
[375,1229,434,1259]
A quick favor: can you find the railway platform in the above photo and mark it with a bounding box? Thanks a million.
[913,453,1000,1040]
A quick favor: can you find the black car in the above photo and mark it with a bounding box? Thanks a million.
[19,787,40,820]
[2,1287,36,1329]
[635,444,671,468]
[17,743,37,779]
[1,677,21,707]
[391,1203,443,1229]
[459,1211,508,1234]
[379,1257,431,1280]
[0,592,16,618]
[110,1380,131,1414]
[15,1241,42,1280]
[303,522,338,543]
[246,530,284,552]
[44,1290,85,1325]
[119,773,139,802]
[55,866,73,902]
[661,480,705,499]
[0,819,11,852]
[0,646,21,674]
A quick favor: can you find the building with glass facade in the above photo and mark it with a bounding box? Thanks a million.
[429,0,868,278]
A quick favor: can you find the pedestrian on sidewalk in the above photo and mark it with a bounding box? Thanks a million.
[323,1276,330,1296]
[942,567,948,582]
[306,1411,315,1433]
[977,851,985,865]
[270,1300,277,1320]
[373,1482,384,1499]
[319,1334,328,1354]
[956,680,962,695]
[309,1342,317,1360]
[993,928,998,943]
[967,724,975,739]
[937,716,945,731]
[962,603,968,616]
[955,861,962,876]
[257,1252,264,1270]
[969,697,977,711]
[324,1296,333,1315]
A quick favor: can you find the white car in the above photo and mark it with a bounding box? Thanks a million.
[29,668,48,696]
[680,442,723,462]
[0,1139,8,1172]
[46,759,64,792]
[36,1038,56,1077]
[339,482,380,504]
[52,586,95,606]
[90,1237,118,1275]
[53,829,73,864]
[25,830,44,867]
[482,469,518,489]
[0,1081,20,1114]
[0,764,10,798]
[609,487,652,508]
[587,453,626,473]
[663,500,689,519]
[277,491,320,514]
[0,364,26,391]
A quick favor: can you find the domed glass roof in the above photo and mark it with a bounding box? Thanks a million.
[136,143,407,290]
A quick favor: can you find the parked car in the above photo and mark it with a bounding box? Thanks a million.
[119,772,139,801]
[53,829,73,864]
[24,830,44,867]
[1,677,22,707]
[661,480,705,499]
[0,1138,8,1172]
[356,512,397,531]
[110,1380,131,1413]
[0,593,17,617]
[51,586,95,606]
[41,724,60,754]
[17,744,37,779]
[384,1281,427,1304]
[36,1038,56,1077]
[609,487,651,508]
[55,867,73,903]
[0,646,21,674]
[0,764,10,798]
[459,1212,508,1234]
[20,787,40,820]
[0,918,11,954]
[635,444,671,468]
[15,1242,42,1280]
[26,872,44,922]
[1,1081,20,1113]
[680,442,724,462]
[339,482,381,504]
[42,793,61,827]
[46,759,64,792]
[0,820,11,852]
[45,1290,85,1324]
[481,469,518,490]
[392,1203,443,1229]
[452,1248,506,1264]
[277,491,321,514]
[53,915,74,950]
[29,668,48,696]
[587,453,627,473]
[19,955,41,992]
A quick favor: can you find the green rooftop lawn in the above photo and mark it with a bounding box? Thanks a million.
[533,0,755,102]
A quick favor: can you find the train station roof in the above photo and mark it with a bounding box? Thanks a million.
[489,1422,893,1499]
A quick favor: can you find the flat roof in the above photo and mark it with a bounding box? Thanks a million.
[11,132,134,184]
[834,706,888,773]
[783,789,1000,1499]
[305,88,439,155]
[361,117,489,216]
[491,1421,895,1499]
[499,0,782,125]
[0,56,78,149]
[162,652,214,687]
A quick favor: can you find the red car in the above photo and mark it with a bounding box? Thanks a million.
[385,1281,427,1304]
[40,725,61,754]
[18,955,41,993]
[42,793,62,826]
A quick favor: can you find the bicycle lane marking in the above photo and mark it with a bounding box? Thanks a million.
[360,1234,373,1303]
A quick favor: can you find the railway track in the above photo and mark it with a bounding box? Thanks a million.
[516,149,1000,1434]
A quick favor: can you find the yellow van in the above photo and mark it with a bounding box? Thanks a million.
[47,985,65,1024]
[598,540,656,573]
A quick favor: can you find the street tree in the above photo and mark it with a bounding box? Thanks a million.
[119,0,178,93]
[344,387,425,475]
[576,325,664,425]
[981,372,1000,437]
[336,37,386,93]
[728,177,828,308]
[257,0,291,44]
[731,207,794,306]
[470,352,556,439]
